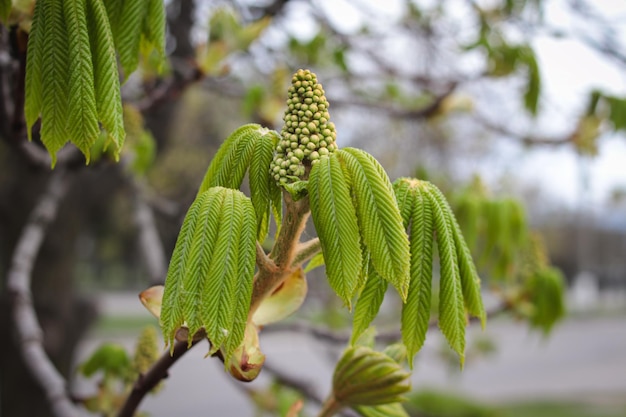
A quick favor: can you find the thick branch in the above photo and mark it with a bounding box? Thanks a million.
[6,170,79,417]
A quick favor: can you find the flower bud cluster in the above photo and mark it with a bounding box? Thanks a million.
[271,69,337,185]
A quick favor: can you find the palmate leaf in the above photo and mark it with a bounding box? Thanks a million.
[354,403,409,417]
[24,0,45,140]
[160,187,257,363]
[337,148,410,300]
[309,155,362,307]
[40,0,70,165]
[351,263,388,345]
[116,0,146,80]
[142,0,166,62]
[249,130,279,241]
[426,186,466,366]
[198,124,269,194]
[64,0,100,161]
[86,0,125,153]
[400,183,434,364]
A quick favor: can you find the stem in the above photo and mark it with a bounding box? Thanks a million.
[117,341,197,417]
[291,237,321,268]
[318,396,343,417]
[249,192,310,314]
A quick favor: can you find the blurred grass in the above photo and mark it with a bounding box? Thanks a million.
[405,389,626,417]
[93,315,158,335]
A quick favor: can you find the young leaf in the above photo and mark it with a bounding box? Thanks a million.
[401,185,434,364]
[198,124,268,194]
[116,0,146,80]
[338,148,410,300]
[64,0,100,161]
[354,403,410,417]
[426,187,466,365]
[309,155,362,307]
[431,186,485,325]
[333,346,411,407]
[161,187,257,363]
[86,0,125,154]
[40,0,71,165]
[249,131,277,241]
[351,265,388,345]
[142,0,166,62]
[24,0,45,140]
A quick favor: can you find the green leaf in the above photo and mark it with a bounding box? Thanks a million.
[351,265,388,345]
[64,0,100,161]
[354,403,409,417]
[309,155,362,307]
[521,46,541,116]
[303,252,324,273]
[161,187,257,363]
[142,0,166,62]
[249,131,277,241]
[450,211,486,327]
[40,0,71,165]
[24,0,45,140]
[401,185,434,364]
[333,346,411,407]
[80,343,130,378]
[198,124,268,194]
[116,0,146,80]
[86,0,125,154]
[525,267,565,334]
[426,186,466,366]
[338,148,410,300]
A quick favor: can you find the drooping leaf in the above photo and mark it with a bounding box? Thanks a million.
[86,0,125,154]
[333,346,411,407]
[64,0,100,161]
[116,0,146,80]
[354,403,409,417]
[161,187,257,363]
[401,185,434,364]
[521,46,541,116]
[24,0,45,140]
[426,187,466,366]
[249,130,277,241]
[142,0,166,62]
[338,148,410,300]
[40,0,71,165]
[524,266,565,334]
[198,124,268,194]
[309,155,362,307]
[351,265,388,345]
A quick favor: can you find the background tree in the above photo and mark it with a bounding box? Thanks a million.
[0,1,624,416]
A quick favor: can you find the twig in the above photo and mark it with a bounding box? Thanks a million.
[117,341,197,417]
[291,237,321,267]
[264,303,509,345]
[6,170,79,417]
[262,361,358,417]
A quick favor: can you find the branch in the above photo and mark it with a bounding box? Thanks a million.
[117,341,197,417]
[291,237,321,267]
[262,361,358,417]
[264,303,509,345]
[6,170,79,417]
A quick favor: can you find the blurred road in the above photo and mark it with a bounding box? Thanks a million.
[73,303,626,416]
